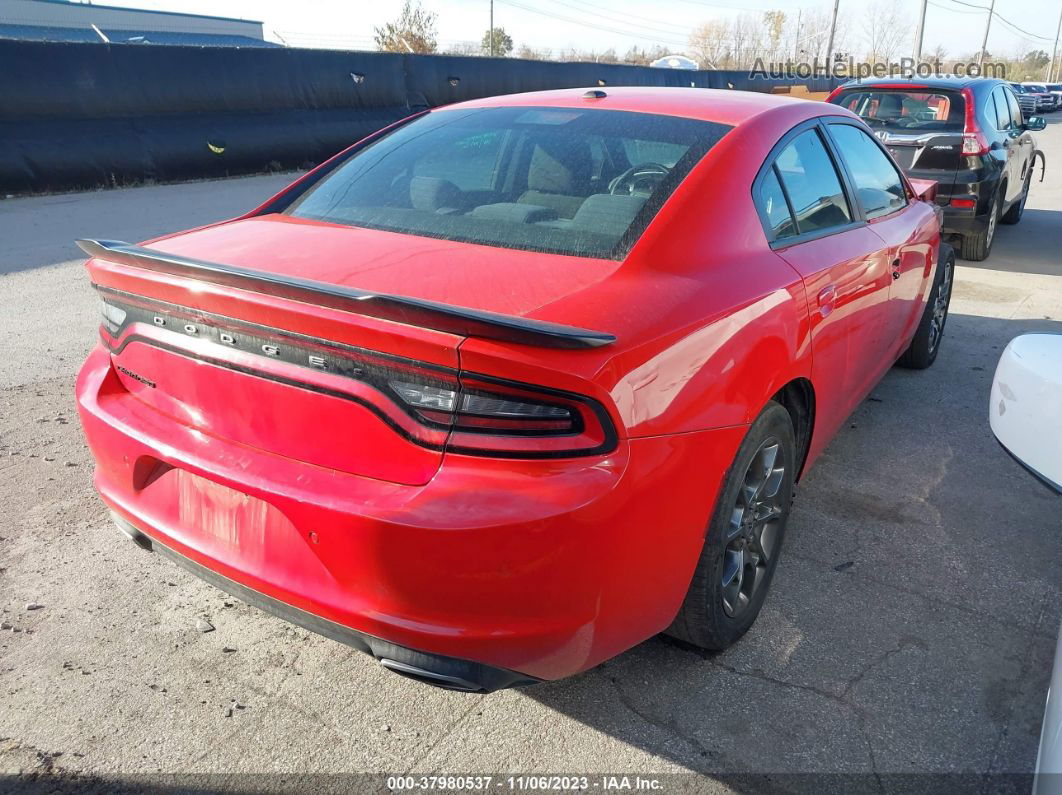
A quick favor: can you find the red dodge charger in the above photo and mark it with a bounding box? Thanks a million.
[75,87,952,691]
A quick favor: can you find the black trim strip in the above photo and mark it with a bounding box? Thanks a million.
[78,239,616,350]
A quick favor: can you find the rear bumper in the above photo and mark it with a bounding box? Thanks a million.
[112,512,537,692]
[77,345,744,683]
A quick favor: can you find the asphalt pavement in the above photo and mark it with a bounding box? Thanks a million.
[1,120,1061,791]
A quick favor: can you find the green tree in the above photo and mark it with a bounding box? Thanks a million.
[481,27,513,56]
[1023,50,1050,70]
[374,1,438,54]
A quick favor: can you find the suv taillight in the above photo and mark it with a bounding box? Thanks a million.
[961,87,991,156]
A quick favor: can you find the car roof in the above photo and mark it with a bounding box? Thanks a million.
[441,86,844,128]
[835,75,1000,91]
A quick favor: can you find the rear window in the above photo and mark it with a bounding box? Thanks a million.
[285,107,731,259]
[833,89,965,133]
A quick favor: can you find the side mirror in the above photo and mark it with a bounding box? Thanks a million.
[990,334,1062,494]
[1025,116,1047,131]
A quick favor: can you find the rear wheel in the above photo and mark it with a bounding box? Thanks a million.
[959,190,999,261]
[666,402,795,650]
[1001,171,1031,225]
[897,243,954,369]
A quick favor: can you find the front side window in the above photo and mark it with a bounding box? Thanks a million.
[828,124,907,220]
[285,107,731,260]
[772,129,852,235]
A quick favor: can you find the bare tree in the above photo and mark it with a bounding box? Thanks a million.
[688,19,732,69]
[374,0,438,54]
[861,0,912,63]
[731,13,766,69]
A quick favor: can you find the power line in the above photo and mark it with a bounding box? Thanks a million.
[494,0,691,48]
[934,0,1056,43]
[535,0,696,39]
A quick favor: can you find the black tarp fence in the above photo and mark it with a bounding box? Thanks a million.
[0,40,842,193]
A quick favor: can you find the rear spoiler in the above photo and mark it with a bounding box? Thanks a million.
[76,239,616,350]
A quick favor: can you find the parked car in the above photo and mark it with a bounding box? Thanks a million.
[989,333,1062,792]
[1022,82,1059,112]
[1011,82,1041,116]
[1048,83,1062,107]
[829,76,1045,261]
[75,87,952,691]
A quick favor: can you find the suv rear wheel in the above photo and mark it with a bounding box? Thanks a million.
[666,401,795,650]
[960,189,999,261]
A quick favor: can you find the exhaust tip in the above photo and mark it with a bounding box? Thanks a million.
[379,658,484,692]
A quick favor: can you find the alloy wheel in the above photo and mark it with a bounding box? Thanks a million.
[986,195,998,247]
[928,254,953,353]
[721,438,787,618]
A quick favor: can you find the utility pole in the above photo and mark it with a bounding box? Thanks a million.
[825,0,840,72]
[977,0,995,67]
[794,8,802,63]
[1051,7,1061,82]
[489,0,494,57]
[912,0,927,63]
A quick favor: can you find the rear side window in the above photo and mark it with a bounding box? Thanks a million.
[828,124,907,220]
[1004,88,1023,126]
[772,129,851,235]
[757,167,797,240]
[833,89,965,133]
[991,89,1011,130]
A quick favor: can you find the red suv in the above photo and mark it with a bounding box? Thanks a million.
[76,88,949,691]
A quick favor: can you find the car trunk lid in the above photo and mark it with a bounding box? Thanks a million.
[84,215,620,485]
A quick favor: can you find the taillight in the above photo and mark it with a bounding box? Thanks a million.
[961,87,991,156]
[950,198,977,208]
[389,371,616,457]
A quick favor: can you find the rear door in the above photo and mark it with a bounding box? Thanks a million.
[1002,86,1036,195]
[824,120,936,351]
[754,122,894,443]
[991,85,1024,205]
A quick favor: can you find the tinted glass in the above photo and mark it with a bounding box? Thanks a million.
[1005,87,1023,125]
[773,130,851,234]
[285,107,731,259]
[834,89,964,132]
[758,167,797,240]
[829,124,907,219]
[991,88,1011,130]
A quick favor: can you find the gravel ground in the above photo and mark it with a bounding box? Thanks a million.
[1,121,1061,791]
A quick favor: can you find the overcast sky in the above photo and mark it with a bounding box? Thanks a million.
[75,0,1061,59]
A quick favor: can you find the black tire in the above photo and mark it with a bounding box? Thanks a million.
[1001,171,1031,225]
[666,401,796,650]
[897,243,955,369]
[959,190,999,261]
